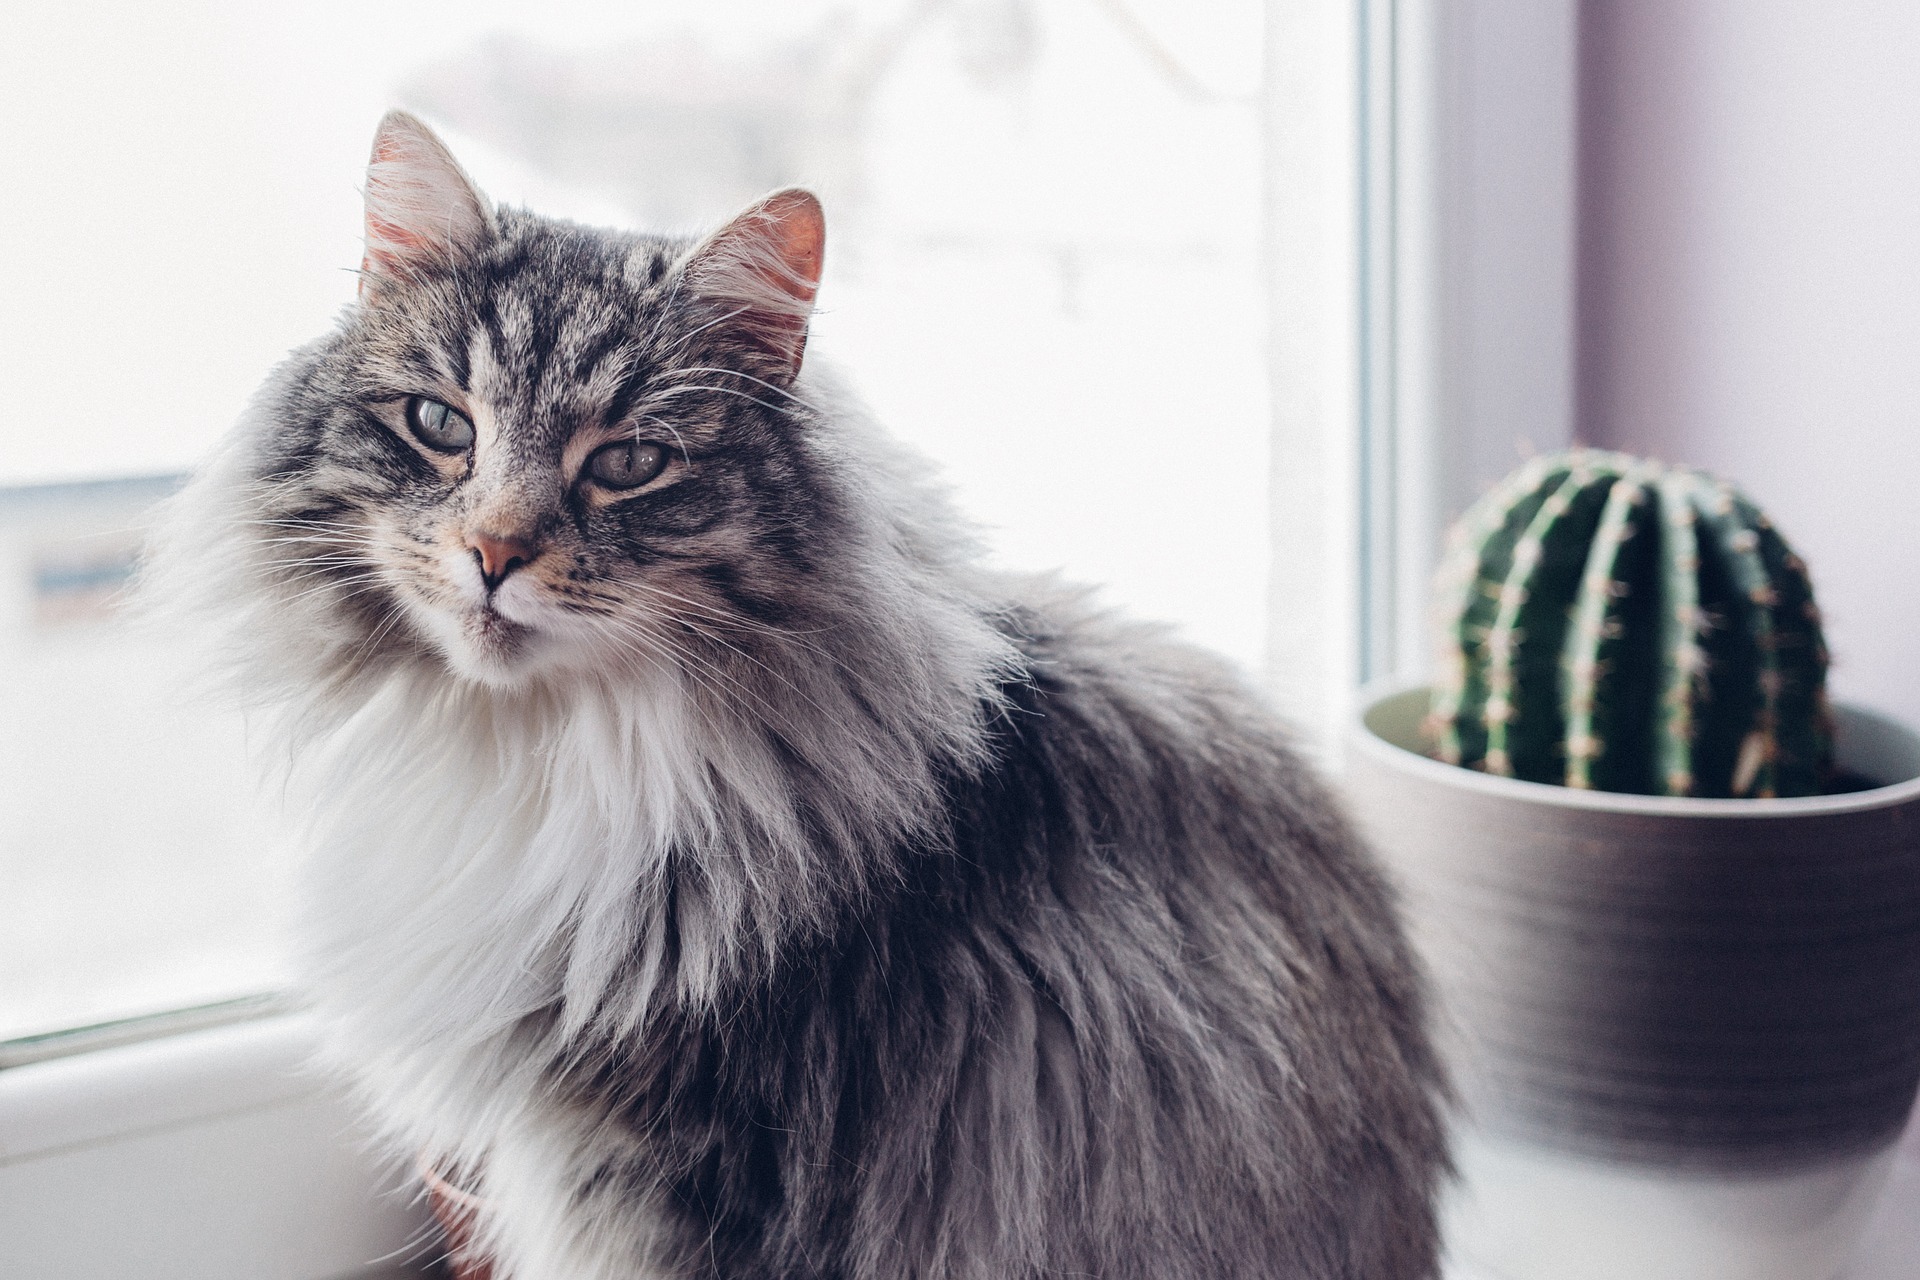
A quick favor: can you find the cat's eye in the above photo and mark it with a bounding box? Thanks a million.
[406,396,475,454]
[585,440,669,490]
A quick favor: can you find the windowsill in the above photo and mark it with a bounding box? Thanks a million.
[2,1006,1915,1278]
[0,1012,429,1280]
[0,1005,317,1163]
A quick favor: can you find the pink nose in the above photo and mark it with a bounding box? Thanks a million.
[467,531,538,592]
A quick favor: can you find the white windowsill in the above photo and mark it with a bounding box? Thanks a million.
[3,1002,1916,1279]
[0,1012,429,1280]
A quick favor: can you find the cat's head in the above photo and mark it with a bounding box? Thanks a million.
[202,111,850,693]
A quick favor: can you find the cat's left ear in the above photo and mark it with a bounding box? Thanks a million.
[359,111,494,301]
[682,189,825,385]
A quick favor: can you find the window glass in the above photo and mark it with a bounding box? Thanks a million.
[0,479,291,1041]
[0,0,1265,1039]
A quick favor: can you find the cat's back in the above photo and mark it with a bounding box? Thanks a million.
[896,574,1449,1278]
[986,572,1392,925]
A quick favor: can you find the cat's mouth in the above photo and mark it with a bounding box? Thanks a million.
[466,600,533,650]
[471,602,519,634]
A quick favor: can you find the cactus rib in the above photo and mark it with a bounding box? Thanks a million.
[1561,462,1661,791]
[1427,457,1571,767]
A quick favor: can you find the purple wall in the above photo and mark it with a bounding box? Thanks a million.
[1578,1,1920,728]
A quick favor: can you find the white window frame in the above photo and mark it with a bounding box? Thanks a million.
[1263,0,1579,752]
[1356,0,1582,693]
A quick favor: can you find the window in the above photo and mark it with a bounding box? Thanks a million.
[0,477,291,1045]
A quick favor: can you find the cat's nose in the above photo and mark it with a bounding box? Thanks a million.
[467,531,539,593]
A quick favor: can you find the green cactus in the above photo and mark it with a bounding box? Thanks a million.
[1426,450,1832,798]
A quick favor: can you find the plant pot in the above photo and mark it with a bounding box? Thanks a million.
[1346,685,1920,1280]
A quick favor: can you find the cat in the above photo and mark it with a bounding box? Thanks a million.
[149,111,1447,1279]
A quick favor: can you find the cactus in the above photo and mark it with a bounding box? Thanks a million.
[1426,450,1832,798]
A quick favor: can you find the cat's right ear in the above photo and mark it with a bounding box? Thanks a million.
[681,189,825,385]
[359,111,493,301]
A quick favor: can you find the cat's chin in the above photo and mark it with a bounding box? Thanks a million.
[418,603,556,690]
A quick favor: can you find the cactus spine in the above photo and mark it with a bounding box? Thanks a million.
[1427,450,1832,798]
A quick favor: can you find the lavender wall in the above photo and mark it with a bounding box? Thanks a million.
[1579,2,1920,729]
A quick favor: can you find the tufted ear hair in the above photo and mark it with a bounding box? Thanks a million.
[359,110,493,300]
[681,189,825,385]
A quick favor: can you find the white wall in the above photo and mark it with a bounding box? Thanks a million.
[1579,1,1920,730]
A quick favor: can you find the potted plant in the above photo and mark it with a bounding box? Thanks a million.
[1345,451,1920,1280]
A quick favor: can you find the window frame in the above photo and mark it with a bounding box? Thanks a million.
[1261,0,1582,752]
[1353,0,1581,692]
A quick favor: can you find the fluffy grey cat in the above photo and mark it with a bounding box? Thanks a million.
[152,112,1446,1279]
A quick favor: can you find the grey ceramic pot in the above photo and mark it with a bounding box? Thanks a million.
[1346,686,1920,1280]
